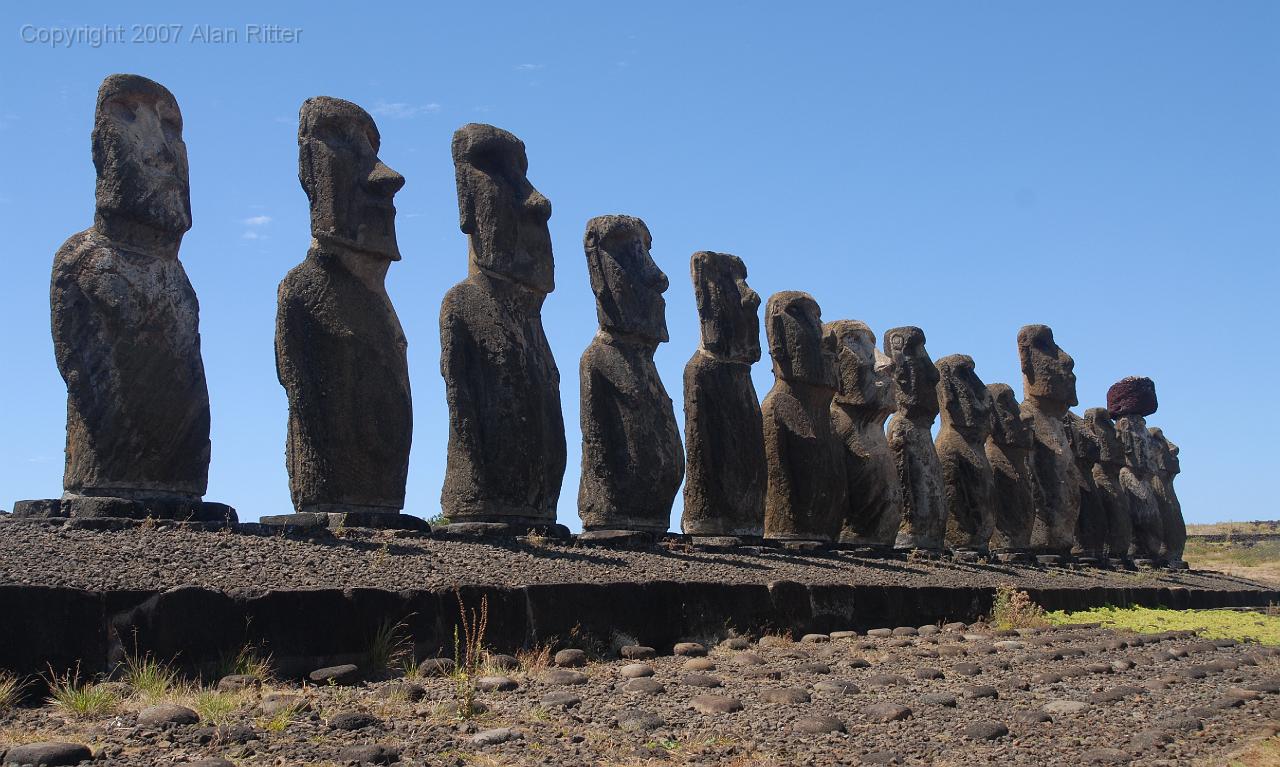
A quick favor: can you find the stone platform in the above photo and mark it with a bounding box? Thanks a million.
[0,518,1274,679]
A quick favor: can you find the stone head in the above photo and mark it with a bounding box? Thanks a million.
[583,215,668,343]
[1064,411,1101,465]
[92,74,191,244]
[691,251,760,363]
[765,291,835,388]
[1085,407,1123,466]
[936,354,992,440]
[987,383,1032,449]
[298,97,405,261]
[884,326,940,419]
[1148,427,1180,477]
[1017,324,1078,409]
[1114,415,1150,473]
[873,348,897,417]
[452,123,553,294]
[824,320,880,407]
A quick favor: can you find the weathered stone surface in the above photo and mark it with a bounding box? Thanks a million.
[884,327,945,550]
[682,251,766,537]
[1107,376,1157,418]
[1065,411,1108,558]
[690,694,743,714]
[1,741,93,766]
[984,385,1038,552]
[964,721,1009,740]
[276,96,410,515]
[826,321,901,546]
[51,74,210,505]
[936,354,995,553]
[328,710,381,730]
[554,648,587,667]
[471,728,518,746]
[863,702,912,722]
[1116,413,1164,560]
[1017,325,1081,554]
[578,216,683,533]
[795,715,845,733]
[440,123,565,525]
[308,663,360,685]
[1085,408,1133,560]
[1148,427,1186,563]
[336,744,400,764]
[137,703,199,727]
[762,292,846,542]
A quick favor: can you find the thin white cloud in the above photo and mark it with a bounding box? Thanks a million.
[514,63,544,71]
[241,214,271,241]
[243,215,272,226]
[242,230,263,241]
[371,101,441,119]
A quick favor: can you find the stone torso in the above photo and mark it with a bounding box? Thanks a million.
[578,334,684,532]
[439,275,566,524]
[1093,460,1131,559]
[762,382,846,541]
[275,254,411,511]
[51,229,210,498]
[833,404,901,546]
[682,352,766,537]
[1115,416,1163,559]
[938,425,994,552]
[1021,400,1081,553]
[984,439,1036,550]
[887,414,945,550]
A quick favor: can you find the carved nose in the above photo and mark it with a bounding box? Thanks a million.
[367,161,405,198]
[525,189,551,220]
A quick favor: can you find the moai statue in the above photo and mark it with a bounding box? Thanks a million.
[440,124,566,529]
[682,251,767,540]
[884,327,945,551]
[761,292,846,542]
[1148,426,1186,565]
[935,354,995,554]
[825,321,901,547]
[1085,408,1134,561]
[577,216,683,534]
[37,74,229,522]
[275,97,411,519]
[1017,324,1082,556]
[1108,376,1164,560]
[1065,411,1108,560]
[984,384,1039,553]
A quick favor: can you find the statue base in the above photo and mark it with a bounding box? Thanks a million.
[577,529,655,548]
[432,521,571,541]
[250,511,430,535]
[11,496,236,528]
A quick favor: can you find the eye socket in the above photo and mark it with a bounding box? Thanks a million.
[469,148,505,178]
[105,100,136,123]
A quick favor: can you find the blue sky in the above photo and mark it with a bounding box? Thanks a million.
[1,1,1276,527]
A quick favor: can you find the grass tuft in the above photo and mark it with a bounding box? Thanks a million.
[44,663,118,718]
[122,652,177,699]
[367,617,414,673]
[990,584,1049,630]
[0,670,29,711]
[216,644,274,683]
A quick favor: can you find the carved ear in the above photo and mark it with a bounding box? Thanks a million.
[297,142,317,205]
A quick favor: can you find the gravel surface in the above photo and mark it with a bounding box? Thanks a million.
[1,623,1278,765]
[0,520,1270,596]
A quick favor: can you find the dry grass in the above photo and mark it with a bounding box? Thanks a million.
[1184,539,1280,587]
[989,585,1049,630]
[1186,520,1280,537]
[1224,730,1280,767]
[0,670,29,711]
[515,644,553,674]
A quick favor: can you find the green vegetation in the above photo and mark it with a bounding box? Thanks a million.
[1046,605,1280,645]
[44,664,118,718]
[216,644,274,682]
[1186,538,1280,568]
[452,591,489,719]
[191,687,250,724]
[989,584,1049,630]
[122,651,177,699]
[0,670,28,711]
[367,617,414,673]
